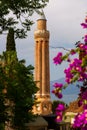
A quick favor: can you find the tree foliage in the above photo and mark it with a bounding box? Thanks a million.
[0,51,38,130]
[6,28,16,51]
[0,0,49,38]
[0,9,39,129]
[0,1,49,129]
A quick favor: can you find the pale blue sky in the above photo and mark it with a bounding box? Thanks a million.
[0,0,87,81]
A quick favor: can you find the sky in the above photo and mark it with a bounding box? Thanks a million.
[0,0,87,81]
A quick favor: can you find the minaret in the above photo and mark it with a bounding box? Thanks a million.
[33,11,52,115]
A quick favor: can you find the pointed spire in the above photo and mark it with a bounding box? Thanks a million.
[41,9,46,19]
[38,9,46,20]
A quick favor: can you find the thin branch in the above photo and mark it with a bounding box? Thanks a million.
[49,46,70,51]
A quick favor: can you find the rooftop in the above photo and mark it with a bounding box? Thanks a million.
[66,100,83,113]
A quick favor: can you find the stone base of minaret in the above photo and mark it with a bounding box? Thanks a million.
[33,96,52,115]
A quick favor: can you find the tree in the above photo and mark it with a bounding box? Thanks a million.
[6,28,16,51]
[0,0,49,38]
[0,63,8,130]
[0,1,49,129]
[52,16,87,130]
[0,52,38,130]
[0,17,38,130]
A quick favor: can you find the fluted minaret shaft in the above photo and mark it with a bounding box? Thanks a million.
[34,17,50,98]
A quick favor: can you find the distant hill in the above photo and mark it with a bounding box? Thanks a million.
[50,78,81,104]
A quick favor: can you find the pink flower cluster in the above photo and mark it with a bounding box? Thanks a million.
[81,16,87,29]
[73,109,87,130]
[52,83,63,98]
[81,23,87,29]
[81,16,87,44]
[78,43,87,55]
[78,87,87,109]
[70,49,76,55]
[55,103,65,122]
[64,58,84,83]
[84,35,87,43]
[52,16,87,129]
[53,52,63,65]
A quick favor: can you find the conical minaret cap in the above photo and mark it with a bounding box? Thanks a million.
[38,9,46,20]
[37,10,47,30]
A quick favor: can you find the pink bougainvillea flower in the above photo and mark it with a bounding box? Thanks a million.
[55,114,62,122]
[65,78,71,84]
[56,92,63,98]
[82,92,87,100]
[51,90,55,94]
[56,103,65,111]
[52,89,63,98]
[52,83,63,98]
[84,35,87,43]
[78,87,87,106]
[84,104,87,110]
[78,43,84,48]
[84,38,87,43]
[64,58,83,83]
[84,45,87,54]
[75,66,82,72]
[73,114,84,128]
[85,16,87,23]
[81,23,87,28]
[79,73,87,81]
[64,68,74,83]
[74,58,82,65]
[67,58,71,62]
[57,92,63,98]
[53,82,63,88]
[70,49,76,55]
[81,126,87,130]
[78,99,83,107]
[83,110,87,124]
[53,52,63,65]
[55,104,65,122]
[78,76,84,81]
[78,43,87,55]
[73,110,87,129]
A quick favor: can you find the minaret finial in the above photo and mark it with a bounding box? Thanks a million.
[38,9,46,20]
[41,9,46,19]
